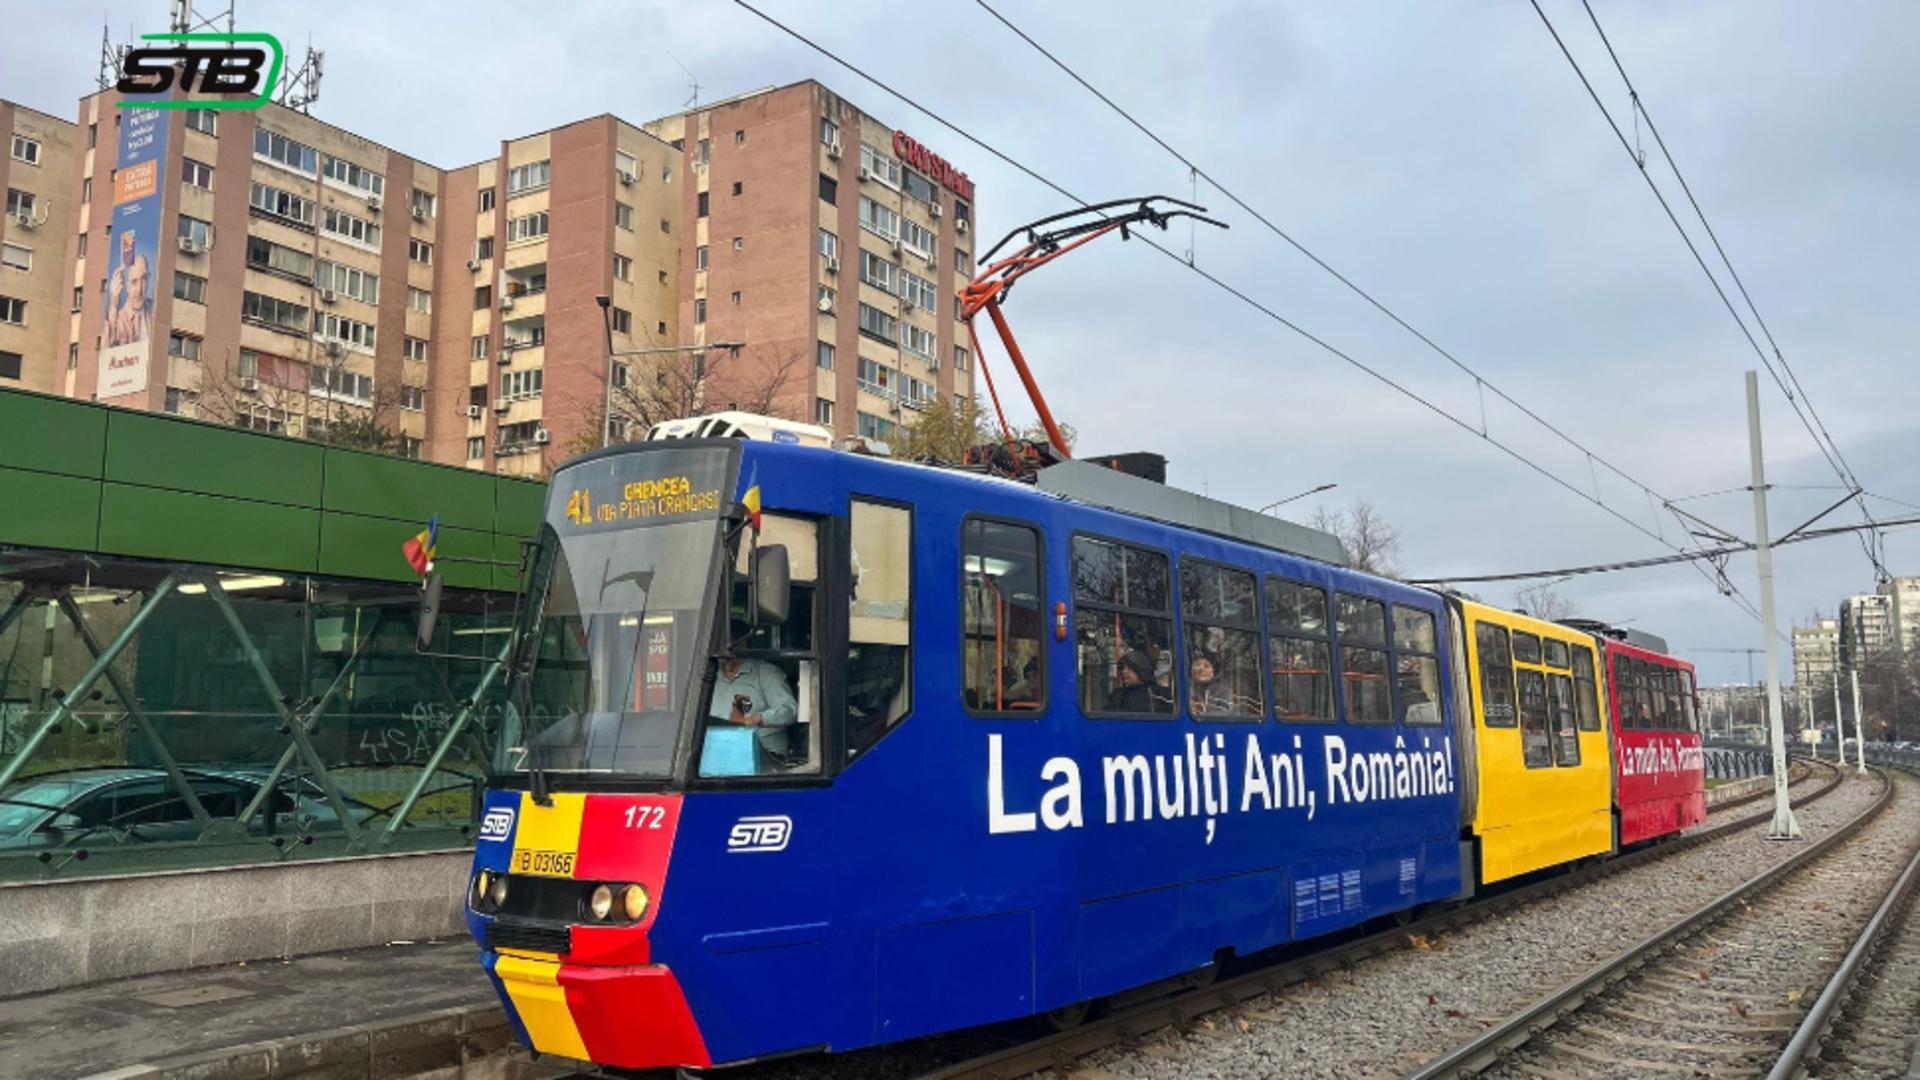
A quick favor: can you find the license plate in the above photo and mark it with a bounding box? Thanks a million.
[511,849,576,877]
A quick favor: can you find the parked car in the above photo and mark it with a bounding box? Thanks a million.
[0,766,378,851]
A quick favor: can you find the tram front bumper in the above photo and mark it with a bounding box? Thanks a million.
[488,952,711,1070]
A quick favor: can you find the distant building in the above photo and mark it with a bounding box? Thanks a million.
[0,100,80,393]
[1839,592,1894,666]
[1878,576,1920,657]
[1792,617,1839,687]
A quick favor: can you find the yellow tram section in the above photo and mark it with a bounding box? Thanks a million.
[1456,599,1613,883]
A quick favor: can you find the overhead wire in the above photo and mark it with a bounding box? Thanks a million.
[725,0,1767,629]
[1532,0,1887,579]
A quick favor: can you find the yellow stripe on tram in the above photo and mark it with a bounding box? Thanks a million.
[494,953,590,1061]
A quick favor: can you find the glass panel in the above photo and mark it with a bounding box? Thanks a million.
[1512,631,1542,665]
[703,513,825,777]
[1544,640,1569,669]
[1572,646,1601,731]
[1548,674,1581,766]
[962,519,1045,714]
[1681,670,1699,732]
[1393,606,1437,655]
[1179,562,1258,629]
[847,502,913,756]
[1185,625,1262,719]
[1072,536,1168,613]
[1344,646,1392,724]
[1077,612,1175,717]
[1265,578,1327,638]
[1270,637,1332,722]
[1518,669,1552,767]
[1633,660,1656,730]
[1398,654,1443,725]
[1336,593,1387,646]
[1475,622,1516,727]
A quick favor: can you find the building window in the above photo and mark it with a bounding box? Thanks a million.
[471,335,489,360]
[859,197,899,242]
[410,189,436,218]
[817,341,834,370]
[696,138,710,164]
[821,118,838,146]
[4,189,33,218]
[954,345,969,371]
[730,290,741,305]
[502,369,544,400]
[409,239,432,265]
[313,258,375,303]
[731,237,743,252]
[241,290,308,333]
[660,218,671,234]
[507,211,549,243]
[657,320,667,336]
[401,384,427,410]
[658,269,668,285]
[0,295,25,325]
[172,271,206,304]
[506,160,551,195]
[734,129,746,145]
[11,135,41,165]
[613,254,632,281]
[615,202,634,231]
[468,437,485,460]
[321,156,385,197]
[76,232,86,258]
[82,178,91,202]
[901,324,936,360]
[401,436,423,460]
[476,236,493,261]
[249,181,315,226]
[856,411,896,443]
[0,351,21,379]
[819,229,837,260]
[731,181,743,196]
[956,249,971,275]
[178,214,214,249]
[163,387,197,415]
[0,243,29,271]
[474,285,492,310]
[819,173,837,205]
[310,363,375,401]
[695,245,708,271]
[611,307,632,334]
[184,109,216,135]
[901,218,936,261]
[694,298,706,324]
[253,129,318,174]
[407,286,431,313]
[314,313,378,353]
[815,397,833,426]
[167,332,202,361]
[320,207,379,247]
[859,250,898,294]
[615,149,637,179]
[612,363,629,389]
[67,343,77,370]
[859,144,901,188]
[236,405,288,434]
[87,123,98,148]
[181,158,214,190]
[71,286,82,311]
[696,191,709,218]
[404,336,428,362]
[478,187,495,212]
[857,303,898,346]
[857,357,896,397]
[901,268,937,315]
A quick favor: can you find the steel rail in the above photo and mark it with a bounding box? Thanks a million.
[915,759,1842,1080]
[1404,763,1892,1080]
[1766,759,1920,1080]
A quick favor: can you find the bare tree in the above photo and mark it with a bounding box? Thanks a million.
[1308,499,1401,577]
[191,346,407,454]
[1512,581,1577,622]
[562,342,805,458]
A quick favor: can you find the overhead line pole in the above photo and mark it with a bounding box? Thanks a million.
[1746,371,1799,840]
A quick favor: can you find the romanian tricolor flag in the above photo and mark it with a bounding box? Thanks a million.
[740,481,762,534]
[403,515,439,578]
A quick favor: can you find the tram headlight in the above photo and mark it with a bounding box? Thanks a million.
[618,883,649,922]
[588,883,614,921]
[471,870,492,911]
[487,873,509,910]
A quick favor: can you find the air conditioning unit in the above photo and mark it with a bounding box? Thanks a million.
[324,341,342,358]
[616,170,635,186]
[824,255,839,274]
[410,206,427,222]
[533,428,551,445]
[466,404,483,420]
[827,139,842,159]
[366,194,381,211]
[320,289,337,305]
[499,295,514,311]
[13,212,34,230]
[177,236,202,254]
[239,376,259,391]
[465,258,480,271]
[817,297,835,314]
[890,241,903,256]
[929,203,942,219]
[858,166,872,182]
[902,299,916,313]
[494,397,510,412]
[496,350,512,365]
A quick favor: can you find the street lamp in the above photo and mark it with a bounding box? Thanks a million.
[595,296,616,448]
[598,337,748,448]
[1259,483,1336,515]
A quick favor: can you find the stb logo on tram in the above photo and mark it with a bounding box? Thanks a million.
[479,806,515,842]
[726,815,792,853]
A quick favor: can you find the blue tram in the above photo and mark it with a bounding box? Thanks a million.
[466,437,1467,1069]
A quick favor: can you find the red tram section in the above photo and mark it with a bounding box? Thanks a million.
[1598,635,1707,845]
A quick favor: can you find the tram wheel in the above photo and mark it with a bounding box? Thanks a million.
[1043,1000,1094,1031]
[1186,962,1220,991]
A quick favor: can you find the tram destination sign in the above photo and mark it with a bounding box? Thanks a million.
[554,450,730,533]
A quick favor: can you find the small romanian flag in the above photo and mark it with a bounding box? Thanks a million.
[741,483,762,534]
[403,515,439,578]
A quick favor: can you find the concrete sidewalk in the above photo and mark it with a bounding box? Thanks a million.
[0,937,557,1079]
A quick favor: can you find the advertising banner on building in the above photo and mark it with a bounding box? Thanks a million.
[97,105,169,401]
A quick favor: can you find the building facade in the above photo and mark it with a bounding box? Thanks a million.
[1878,576,1920,657]
[646,82,976,443]
[1793,617,1839,688]
[0,100,79,393]
[1839,592,1893,667]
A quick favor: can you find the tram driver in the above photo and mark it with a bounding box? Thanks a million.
[707,652,799,764]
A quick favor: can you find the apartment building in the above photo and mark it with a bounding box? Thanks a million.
[0,100,79,393]
[1793,617,1839,687]
[431,117,681,476]
[63,93,441,457]
[1839,592,1894,666]
[1878,576,1920,657]
[647,82,977,443]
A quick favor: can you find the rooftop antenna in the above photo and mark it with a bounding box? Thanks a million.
[277,37,324,113]
[170,0,236,35]
[98,18,129,91]
[667,51,702,109]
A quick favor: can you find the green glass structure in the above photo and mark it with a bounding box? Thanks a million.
[0,387,543,880]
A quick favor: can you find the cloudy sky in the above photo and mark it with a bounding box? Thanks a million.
[8,1,1915,686]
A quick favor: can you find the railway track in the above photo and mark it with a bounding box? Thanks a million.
[1403,763,1914,1080]
[910,760,1844,1080]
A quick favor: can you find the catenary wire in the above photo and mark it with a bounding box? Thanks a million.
[726,0,1767,629]
[1534,0,1887,578]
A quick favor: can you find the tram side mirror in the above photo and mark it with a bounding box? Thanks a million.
[749,545,790,626]
[416,571,444,652]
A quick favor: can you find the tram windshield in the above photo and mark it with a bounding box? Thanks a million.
[501,446,735,780]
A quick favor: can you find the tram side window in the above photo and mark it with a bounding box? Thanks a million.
[1475,622,1517,727]
[1547,673,1581,766]
[1074,536,1175,717]
[846,501,913,759]
[1610,655,1635,730]
[1667,668,1687,731]
[1518,669,1552,768]
[1680,670,1700,732]
[706,513,823,777]
[1571,646,1601,731]
[962,517,1045,715]
[1634,660,1658,730]
[1512,631,1542,665]
[1179,560,1263,719]
[1394,606,1442,725]
[1336,593,1391,723]
[1267,578,1332,722]
[1545,640,1569,669]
